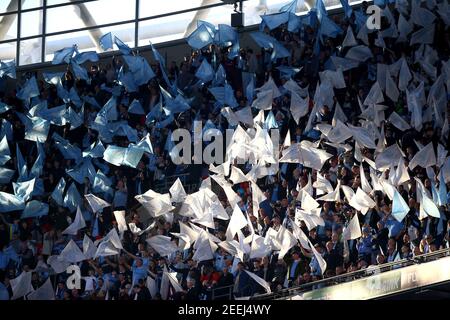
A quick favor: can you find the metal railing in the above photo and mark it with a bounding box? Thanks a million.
[250,247,450,300]
[211,284,235,300]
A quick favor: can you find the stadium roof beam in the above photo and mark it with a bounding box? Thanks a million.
[68,0,102,51]
[0,0,26,41]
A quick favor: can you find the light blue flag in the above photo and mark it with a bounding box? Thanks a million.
[56,82,69,102]
[83,95,101,109]
[1,119,13,141]
[13,178,37,201]
[21,200,49,219]
[163,94,191,115]
[249,32,290,61]
[30,142,45,179]
[39,104,67,125]
[95,96,118,124]
[264,111,279,130]
[392,188,410,222]
[64,182,81,212]
[0,135,11,165]
[110,122,138,143]
[100,32,113,51]
[431,181,442,206]
[302,10,319,27]
[195,59,214,83]
[277,66,301,79]
[187,24,214,50]
[16,76,40,101]
[224,83,239,108]
[354,9,367,31]
[280,0,300,12]
[64,107,83,130]
[0,102,11,114]
[93,170,114,197]
[288,13,302,32]
[69,88,83,108]
[439,171,448,206]
[24,116,50,143]
[103,145,144,168]
[52,133,82,163]
[149,42,173,91]
[146,101,163,125]
[51,177,66,206]
[197,20,216,37]
[128,99,145,115]
[3,246,19,262]
[82,140,105,158]
[0,59,16,79]
[52,45,76,65]
[155,114,174,129]
[42,72,65,85]
[67,158,96,184]
[319,16,343,39]
[135,133,153,154]
[215,24,237,45]
[118,69,139,93]
[16,144,28,181]
[150,42,166,68]
[340,0,353,19]
[71,61,89,81]
[0,167,15,184]
[260,12,290,30]
[0,192,25,213]
[315,0,328,21]
[73,51,99,64]
[212,64,227,87]
[123,55,154,85]
[114,36,132,55]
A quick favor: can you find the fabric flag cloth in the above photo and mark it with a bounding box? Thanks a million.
[114,36,132,55]
[51,177,66,206]
[10,272,33,300]
[59,239,86,263]
[21,200,49,219]
[85,194,111,213]
[103,145,144,168]
[244,270,272,294]
[51,46,76,65]
[0,59,16,79]
[27,278,55,300]
[0,167,15,184]
[146,235,178,257]
[343,213,362,240]
[16,76,40,101]
[169,178,187,203]
[308,239,327,275]
[195,59,214,83]
[225,205,248,241]
[187,24,214,50]
[408,142,436,170]
[100,32,113,51]
[63,182,81,212]
[62,206,86,235]
[391,188,410,222]
[128,99,145,115]
[0,135,11,165]
[113,210,128,234]
[0,191,25,213]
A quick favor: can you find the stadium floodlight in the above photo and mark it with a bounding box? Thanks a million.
[219,0,244,27]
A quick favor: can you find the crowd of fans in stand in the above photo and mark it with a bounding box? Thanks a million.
[0,0,450,300]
